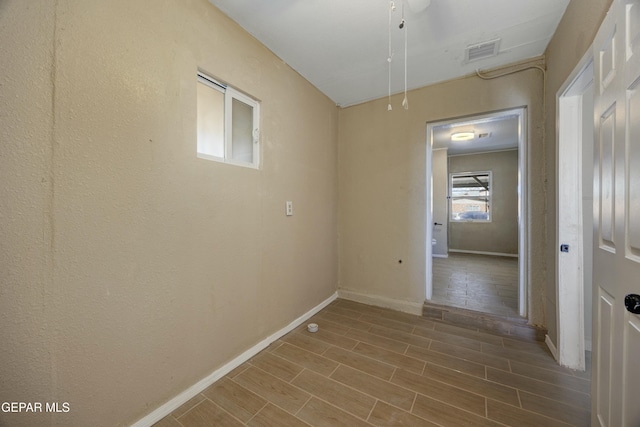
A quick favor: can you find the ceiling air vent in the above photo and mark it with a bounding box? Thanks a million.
[478,132,491,139]
[465,39,501,63]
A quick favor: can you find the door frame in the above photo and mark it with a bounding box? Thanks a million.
[555,50,594,370]
[425,107,528,318]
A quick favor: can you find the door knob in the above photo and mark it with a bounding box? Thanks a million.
[625,294,640,314]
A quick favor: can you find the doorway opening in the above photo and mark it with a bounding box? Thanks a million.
[425,108,528,319]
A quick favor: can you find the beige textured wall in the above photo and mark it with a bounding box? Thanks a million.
[0,1,56,426]
[0,0,338,425]
[338,70,545,324]
[432,149,448,255]
[449,150,519,255]
[543,0,612,346]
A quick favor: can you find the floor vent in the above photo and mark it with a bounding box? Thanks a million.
[465,39,501,63]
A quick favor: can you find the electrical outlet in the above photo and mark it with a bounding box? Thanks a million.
[286,201,293,216]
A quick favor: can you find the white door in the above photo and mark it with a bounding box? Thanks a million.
[592,1,640,426]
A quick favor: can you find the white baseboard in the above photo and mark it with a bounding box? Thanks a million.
[131,291,338,427]
[545,334,558,361]
[337,289,423,316]
[448,249,518,258]
[432,254,449,258]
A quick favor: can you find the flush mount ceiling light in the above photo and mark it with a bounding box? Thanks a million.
[451,132,475,141]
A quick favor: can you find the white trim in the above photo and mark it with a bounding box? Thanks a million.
[432,254,449,258]
[448,249,518,258]
[517,109,528,318]
[426,124,434,301]
[555,49,594,371]
[337,289,424,315]
[545,334,559,361]
[131,292,338,427]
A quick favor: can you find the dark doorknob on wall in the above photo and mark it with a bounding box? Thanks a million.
[625,294,640,314]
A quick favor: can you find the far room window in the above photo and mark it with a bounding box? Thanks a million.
[196,72,260,168]
[450,172,491,222]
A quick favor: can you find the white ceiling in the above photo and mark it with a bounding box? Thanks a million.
[208,0,569,107]
[432,113,520,155]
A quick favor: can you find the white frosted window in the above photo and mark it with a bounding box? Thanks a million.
[196,72,259,168]
[231,98,254,163]
[197,81,224,159]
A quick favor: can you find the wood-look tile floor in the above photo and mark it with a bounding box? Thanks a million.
[432,253,519,317]
[154,299,590,427]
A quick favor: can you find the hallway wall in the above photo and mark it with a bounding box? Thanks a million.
[448,150,519,255]
[0,1,338,425]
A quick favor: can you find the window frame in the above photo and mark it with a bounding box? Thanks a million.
[449,171,492,223]
[196,72,260,169]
